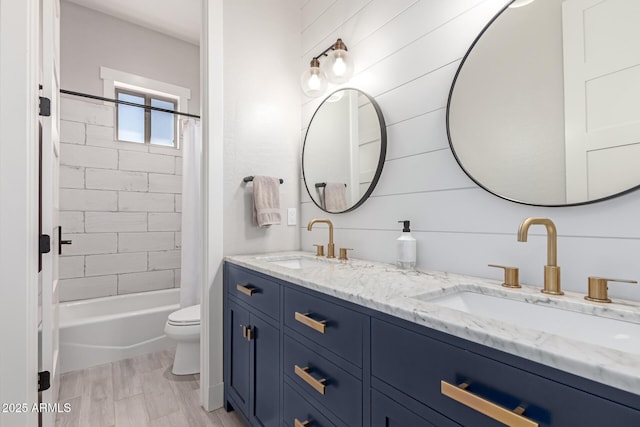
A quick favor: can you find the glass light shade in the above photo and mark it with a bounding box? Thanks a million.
[509,0,536,7]
[301,63,328,98]
[323,48,354,84]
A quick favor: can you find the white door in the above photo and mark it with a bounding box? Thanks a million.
[563,0,640,202]
[0,0,40,425]
[40,0,61,424]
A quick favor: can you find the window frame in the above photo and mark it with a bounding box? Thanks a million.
[115,87,179,148]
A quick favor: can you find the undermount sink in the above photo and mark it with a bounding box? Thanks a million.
[259,255,331,269]
[415,290,640,356]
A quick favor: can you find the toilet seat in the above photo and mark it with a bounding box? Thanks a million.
[168,304,200,326]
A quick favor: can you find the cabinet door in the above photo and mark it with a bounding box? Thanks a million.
[372,389,441,427]
[372,318,640,426]
[251,312,280,427]
[227,300,251,417]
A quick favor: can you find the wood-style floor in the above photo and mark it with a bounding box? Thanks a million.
[55,349,244,427]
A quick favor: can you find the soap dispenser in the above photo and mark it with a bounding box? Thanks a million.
[397,220,416,270]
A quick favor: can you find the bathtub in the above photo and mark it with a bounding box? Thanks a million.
[59,288,180,373]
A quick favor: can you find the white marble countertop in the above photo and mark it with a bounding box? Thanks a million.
[225,251,640,397]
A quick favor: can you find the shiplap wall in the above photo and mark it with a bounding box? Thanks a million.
[299,0,640,302]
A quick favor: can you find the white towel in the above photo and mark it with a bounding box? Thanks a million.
[252,176,281,227]
[324,183,347,212]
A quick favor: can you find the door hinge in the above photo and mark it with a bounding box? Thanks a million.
[38,371,51,392]
[39,97,51,117]
[40,234,51,254]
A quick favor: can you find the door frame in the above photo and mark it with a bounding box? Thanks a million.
[201,0,225,411]
[0,0,41,426]
[0,0,226,418]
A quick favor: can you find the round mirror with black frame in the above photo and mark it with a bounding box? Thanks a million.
[302,88,387,213]
[447,0,640,206]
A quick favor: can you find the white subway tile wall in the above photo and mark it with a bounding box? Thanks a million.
[58,98,182,301]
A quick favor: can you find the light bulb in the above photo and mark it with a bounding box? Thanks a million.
[323,39,354,84]
[308,73,321,90]
[301,58,327,98]
[333,57,347,76]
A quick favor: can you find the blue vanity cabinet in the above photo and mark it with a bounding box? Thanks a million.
[371,317,640,427]
[224,264,281,427]
[371,389,449,427]
[284,286,365,367]
[225,299,250,418]
[224,261,640,427]
[250,312,280,427]
[283,380,337,427]
[283,286,366,426]
[227,263,280,321]
[283,334,362,426]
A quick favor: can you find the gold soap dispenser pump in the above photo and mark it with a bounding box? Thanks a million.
[397,220,416,270]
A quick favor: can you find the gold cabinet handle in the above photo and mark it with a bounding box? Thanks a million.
[488,264,521,288]
[441,381,538,427]
[241,325,253,341]
[294,419,310,427]
[294,365,326,395]
[294,312,327,334]
[236,284,256,296]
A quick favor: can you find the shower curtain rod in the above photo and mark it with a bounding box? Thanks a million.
[60,89,201,119]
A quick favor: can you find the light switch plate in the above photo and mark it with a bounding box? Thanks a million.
[287,208,296,226]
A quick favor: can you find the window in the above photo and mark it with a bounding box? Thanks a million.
[116,88,178,147]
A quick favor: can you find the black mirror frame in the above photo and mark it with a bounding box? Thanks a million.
[446,0,640,207]
[302,88,387,214]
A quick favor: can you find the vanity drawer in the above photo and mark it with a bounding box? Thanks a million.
[284,380,336,427]
[226,264,279,320]
[284,287,364,366]
[372,389,444,427]
[284,335,362,427]
[372,318,640,427]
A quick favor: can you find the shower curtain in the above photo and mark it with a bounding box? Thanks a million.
[180,119,202,308]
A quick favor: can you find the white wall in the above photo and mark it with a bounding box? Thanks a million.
[299,0,640,302]
[202,0,302,410]
[60,1,200,113]
[58,98,183,301]
[222,0,302,255]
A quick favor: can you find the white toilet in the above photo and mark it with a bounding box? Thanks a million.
[165,304,201,375]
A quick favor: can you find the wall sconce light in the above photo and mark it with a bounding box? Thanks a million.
[509,0,536,7]
[301,38,354,98]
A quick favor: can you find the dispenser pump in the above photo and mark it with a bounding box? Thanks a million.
[396,220,416,270]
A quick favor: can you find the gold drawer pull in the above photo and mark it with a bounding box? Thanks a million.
[236,284,256,296]
[294,365,326,395]
[294,419,310,427]
[441,381,538,427]
[294,312,326,334]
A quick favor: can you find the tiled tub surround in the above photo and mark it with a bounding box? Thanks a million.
[59,97,182,302]
[226,251,640,397]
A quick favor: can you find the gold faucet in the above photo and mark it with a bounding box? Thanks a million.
[307,219,335,258]
[517,217,563,295]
